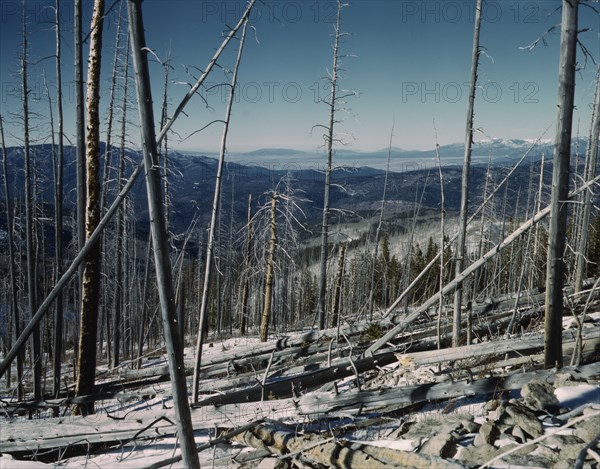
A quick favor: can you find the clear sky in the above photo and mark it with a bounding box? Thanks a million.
[0,0,598,153]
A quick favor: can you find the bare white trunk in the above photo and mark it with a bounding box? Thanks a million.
[453,0,483,347]
[544,0,579,369]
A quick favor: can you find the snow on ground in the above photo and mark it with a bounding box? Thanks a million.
[2,379,597,468]
[1,329,599,468]
[555,383,600,408]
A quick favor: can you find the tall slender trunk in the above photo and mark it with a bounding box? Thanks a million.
[368,127,393,320]
[52,0,65,399]
[98,0,124,365]
[453,0,483,347]
[127,2,200,466]
[574,66,600,294]
[0,116,23,399]
[160,53,171,233]
[434,130,446,349]
[192,19,248,402]
[239,194,253,336]
[260,196,278,342]
[22,0,41,400]
[545,0,579,369]
[531,154,546,287]
[74,0,105,415]
[331,243,346,329]
[118,37,131,367]
[74,0,86,293]
[45,72,58,390]
[136,234,152,369]
[317,0,344,330]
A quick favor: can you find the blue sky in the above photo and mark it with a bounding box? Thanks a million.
[0,0,599,153]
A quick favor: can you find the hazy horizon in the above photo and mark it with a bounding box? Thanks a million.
[1,1,598,153]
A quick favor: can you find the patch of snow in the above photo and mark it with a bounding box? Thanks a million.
[347,438,418,452]
[554,384,600,408]
[0,455,54,468]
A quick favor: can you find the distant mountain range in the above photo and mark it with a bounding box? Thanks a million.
[0,138,591,235]
[220,138,584,172]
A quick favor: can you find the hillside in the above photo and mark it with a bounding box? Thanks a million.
[0,140,566,237]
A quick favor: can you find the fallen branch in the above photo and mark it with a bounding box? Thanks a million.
[140,418,265,469]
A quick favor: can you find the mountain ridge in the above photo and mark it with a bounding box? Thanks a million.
[0,138,588,235]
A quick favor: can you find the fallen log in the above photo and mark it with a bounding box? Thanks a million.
[232,424,467,468]
[193,352,399,407]
[296,361,600,418]
[120,319,392,381]
[192,326,600,407]
[0,398,297,456]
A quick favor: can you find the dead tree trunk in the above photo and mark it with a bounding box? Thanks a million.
[74,0,86,299]
[117,36,132,367]
[52,0,65,399]
[260,196,278,342]
[21,0,42,400]
[368,127,393,320]
[453,0,483,347]
[574,66,600,294]
[317,0,345,330]
[544,0,579,369]
[95,0,124,366]
[192,18,249,402]
[127,1,200,467]
[434,130,446,348]
[240,194,253,336]
[136,234,152,369]
[0,116,23,399]
[74,0,105,416]
[331,243,346,329]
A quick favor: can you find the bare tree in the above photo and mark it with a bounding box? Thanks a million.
[0,115,23,399]
[260,195,278,342]
[239,194,253,336]
[74,0,105,415]
[74,0,86,291]
[316,0,348,330]
[102,1,126,369]
[453,0,483,347]
[192,18,249,402]
[544,0,579,369]
[331,243,347,329]
[433,125,446,349]
[368,126,394,321]
[127,1,200,465]
[574,66,600,294]
[52,0,65,399]
[20,0,42,400]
